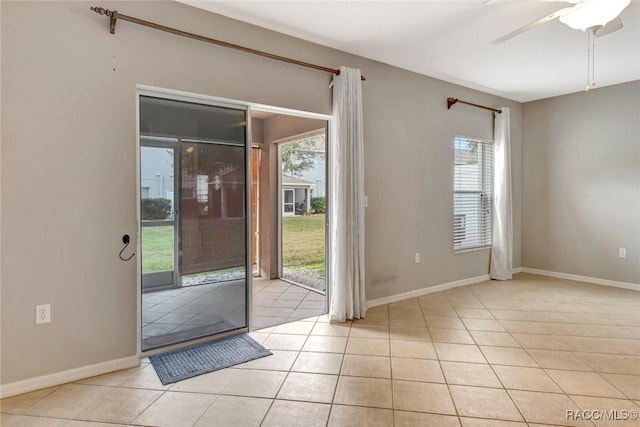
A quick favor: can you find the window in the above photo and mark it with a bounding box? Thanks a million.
[196,174,209,203]
[454,136,493,251]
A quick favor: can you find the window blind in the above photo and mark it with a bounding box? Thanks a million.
[454,136,494,251]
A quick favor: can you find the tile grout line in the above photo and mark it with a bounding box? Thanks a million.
[325,319,351,427]
[472,295,530,424]
[385,304,396,423]
[258,313,322,427]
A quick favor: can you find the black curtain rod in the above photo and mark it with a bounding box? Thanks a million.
[447,97,501,114]
[90,7,366,81]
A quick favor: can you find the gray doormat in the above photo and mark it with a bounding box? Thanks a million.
[149,334,272,385]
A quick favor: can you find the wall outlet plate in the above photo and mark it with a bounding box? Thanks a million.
[415,252,421,263]
[619,248,627,258]
[36,304,51,324]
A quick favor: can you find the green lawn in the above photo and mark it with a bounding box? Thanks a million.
[141,226,174,273]
[141,214,326,275]
[282,214,326,275]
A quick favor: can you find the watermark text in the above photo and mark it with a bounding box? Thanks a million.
[567,409,639,421]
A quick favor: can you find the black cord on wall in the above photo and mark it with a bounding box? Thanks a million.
[119,234,135,261]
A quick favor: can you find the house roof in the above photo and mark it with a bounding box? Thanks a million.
[282,175,313,187]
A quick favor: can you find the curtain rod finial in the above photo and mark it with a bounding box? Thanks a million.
[91,6,118,33]
[447,97,458,110]
[90,6,110,16]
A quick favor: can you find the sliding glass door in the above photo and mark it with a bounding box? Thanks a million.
[139,95,250,352]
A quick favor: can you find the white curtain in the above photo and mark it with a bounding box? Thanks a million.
[329,66,367,322]
[490,107,513,280]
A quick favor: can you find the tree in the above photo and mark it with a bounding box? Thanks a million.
[464,140,479,165]
[311,197,326,213]
[454,138,479,165]
[281,135,324,177]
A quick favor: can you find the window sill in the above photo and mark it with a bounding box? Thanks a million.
[454,245,492,254]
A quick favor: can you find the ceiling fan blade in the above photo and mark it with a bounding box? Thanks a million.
[492,6,572,43]
[595,17,624,37]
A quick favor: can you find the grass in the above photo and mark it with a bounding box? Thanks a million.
[141,226,174,273]
[141,214,326,275]
[282,214,326,276]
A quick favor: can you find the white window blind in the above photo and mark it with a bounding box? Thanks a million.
[454,136,494,251]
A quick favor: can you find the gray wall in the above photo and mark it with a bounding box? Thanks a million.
[522,81,640,284]
[1,1,522,385]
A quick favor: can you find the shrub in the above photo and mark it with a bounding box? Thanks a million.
[142,198,171,220]
[311,197,326,214]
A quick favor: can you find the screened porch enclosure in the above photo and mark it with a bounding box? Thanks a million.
[179,142,246,276]
[139,95,250,351]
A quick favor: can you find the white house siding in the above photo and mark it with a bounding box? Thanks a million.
[140,146,174,200]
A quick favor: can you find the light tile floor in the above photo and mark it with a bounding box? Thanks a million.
[252,277,326,329]
[142,277,326,347]
[3,273,640,426]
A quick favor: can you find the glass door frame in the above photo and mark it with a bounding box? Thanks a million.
[251,147,261,275]
[139,139,178,292]
[136,86,253,356]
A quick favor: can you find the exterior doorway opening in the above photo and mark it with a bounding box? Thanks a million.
[250,111,328,329]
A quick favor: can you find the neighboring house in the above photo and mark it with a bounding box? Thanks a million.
[141,146,245,219]
[140,146,174,202]
[298,157,326,198]
[293,135,326,198]
[282,175,313,216]
[182,166,245,219]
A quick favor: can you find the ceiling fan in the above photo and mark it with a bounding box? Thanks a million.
[493,0,631,44]
[492,0,632,91]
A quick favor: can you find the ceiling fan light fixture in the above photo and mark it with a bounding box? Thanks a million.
[559,0,631,31]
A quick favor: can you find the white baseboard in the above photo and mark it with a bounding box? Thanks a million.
[0,355,139,399]
[367,274,491,308]
[521,268,640,292]
[512,267,523,274]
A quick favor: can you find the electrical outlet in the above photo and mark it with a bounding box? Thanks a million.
[36,304,51,324]
[415,252,421,263]
[619,248,627,258]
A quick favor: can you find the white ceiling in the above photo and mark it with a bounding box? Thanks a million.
[180,0,640,102]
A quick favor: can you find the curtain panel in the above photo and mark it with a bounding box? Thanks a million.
[329,66,367,321]
[490,107,514,280]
